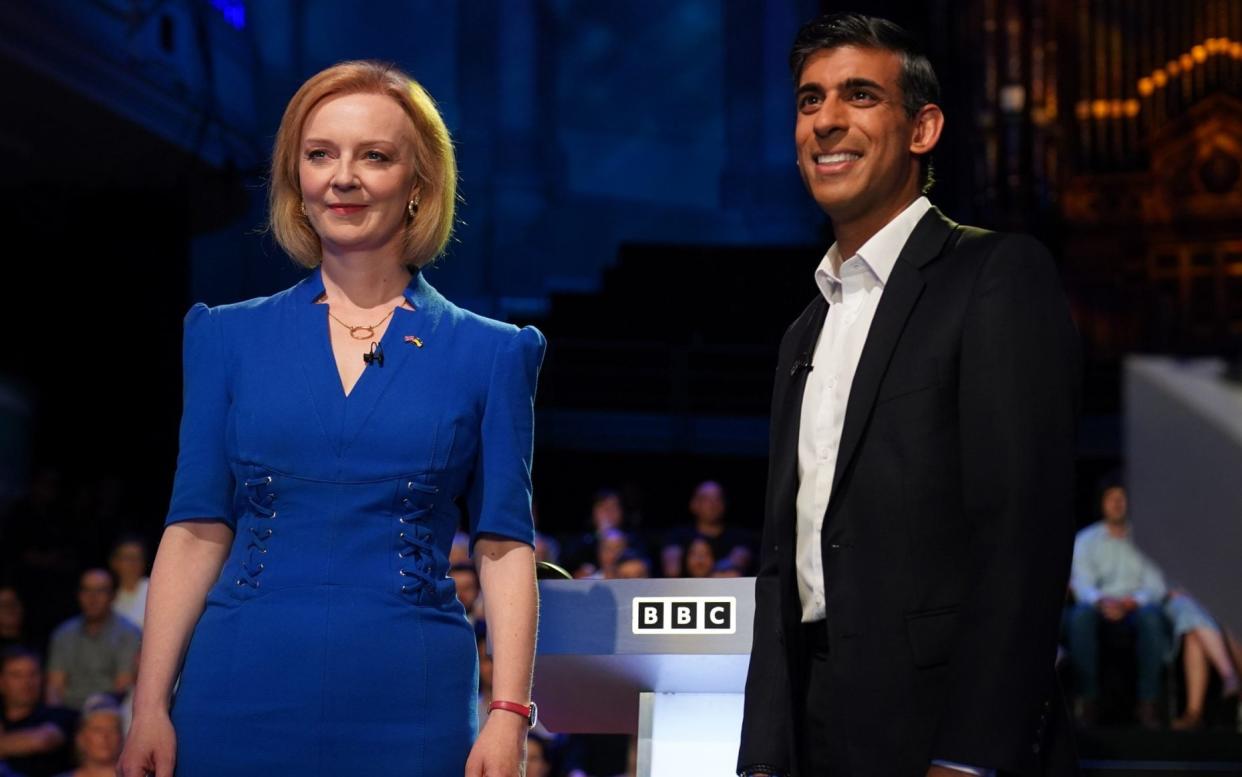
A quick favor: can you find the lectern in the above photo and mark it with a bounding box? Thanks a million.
[533,577,755,777]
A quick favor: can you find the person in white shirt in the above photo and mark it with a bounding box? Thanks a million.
[107,537,149,630]
[737,11,1080,777]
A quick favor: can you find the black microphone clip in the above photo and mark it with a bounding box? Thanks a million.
[790,352,814,377]
[363,342,384,367]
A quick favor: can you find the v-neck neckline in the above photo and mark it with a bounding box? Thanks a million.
[292,266,442,458]
[318,300,412,400]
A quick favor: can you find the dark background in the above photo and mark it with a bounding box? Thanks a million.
[0,0,1238,628]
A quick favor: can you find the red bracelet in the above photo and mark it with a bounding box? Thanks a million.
[488,699,538,728]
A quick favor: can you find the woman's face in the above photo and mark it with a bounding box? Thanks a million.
[597,530,628,571]
[299,92,419,259]
[77,712,122,766]
[685,538,715,578]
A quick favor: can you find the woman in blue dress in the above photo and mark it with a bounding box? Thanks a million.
[119,61,544,777]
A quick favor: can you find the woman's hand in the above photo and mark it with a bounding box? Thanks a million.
[464,710,527,777]
[117,710,176,777]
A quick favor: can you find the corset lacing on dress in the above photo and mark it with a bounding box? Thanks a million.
[236,475,277,588]
[398,479,439,602]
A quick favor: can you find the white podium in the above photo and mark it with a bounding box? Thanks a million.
[532,577,755,777]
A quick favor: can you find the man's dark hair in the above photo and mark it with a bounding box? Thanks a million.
[0,645,42,672]
[591,487,621,506]
[790,12,940,192]
[110,533,148,557]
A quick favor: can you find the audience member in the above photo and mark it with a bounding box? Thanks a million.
[0,647,77,777]
[0,588,26,653]
[450,564,483,624]
[682,535,717,579]
[525,732,555,777]
[590,529,630,580]
[534,534,561,569]
[449,530,471,568]
[44,571,139,711]
[53,694,122,777]
[613,550,651,580]
[1165,590,1242,730]
[564,489,626,578]
[532,501,561,567]
[106,538,147,630]
[1065,484,1170,728]
[660,481,754,578]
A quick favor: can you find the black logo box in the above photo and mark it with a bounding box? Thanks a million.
[635,600,733,630]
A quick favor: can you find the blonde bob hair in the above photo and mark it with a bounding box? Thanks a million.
[269,60,457,268]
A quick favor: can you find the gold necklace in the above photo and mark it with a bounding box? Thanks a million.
[326,307,397,340]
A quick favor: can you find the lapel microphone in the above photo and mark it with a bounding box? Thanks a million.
[363,342,384,367]
[791,352,814,377]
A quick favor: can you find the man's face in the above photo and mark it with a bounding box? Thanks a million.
[689,482,726,525]
[794,46,924,224]
[0,656,42,709]
[592,495,623,533]
[0,588,22,637]
[1101,487,1128,525]
[78,571,114,621]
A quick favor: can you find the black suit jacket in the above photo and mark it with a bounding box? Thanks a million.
[738,207,1081,777]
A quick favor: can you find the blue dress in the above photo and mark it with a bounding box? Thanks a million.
[165,266,544,776]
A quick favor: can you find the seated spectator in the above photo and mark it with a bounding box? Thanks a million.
[1165,590,1242,730]
[563,489,626,578]
[450,564,483,624]
[661,481,755,578]
[532,501,561,567]
[0,647,77,777]
[592,529,630,580]
[54,694,122,777]
[1065,484,1170,729]
[106,538,148,630]
[682,535,717,579]
[449,530,471,568]
[613,550,651,580]
[45,571,140,711]
[0,587,26,653]
[526,732,555,777]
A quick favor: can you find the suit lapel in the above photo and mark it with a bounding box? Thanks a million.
[827,208,959,516]
[772,297,829,542]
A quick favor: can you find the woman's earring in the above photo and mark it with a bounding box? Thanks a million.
[407,197,419,219]
[299,201,307,217]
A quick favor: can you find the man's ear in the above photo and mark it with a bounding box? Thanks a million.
[909,103,944,156]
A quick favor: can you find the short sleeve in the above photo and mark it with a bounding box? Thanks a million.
[165,303,236,529]
[466,325,546,549]
[46,624,69,673]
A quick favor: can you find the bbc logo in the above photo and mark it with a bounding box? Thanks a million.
[631,596,736,635]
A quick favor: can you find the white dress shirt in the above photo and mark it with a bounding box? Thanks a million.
[795,196,930,623]
[791,196,993,777]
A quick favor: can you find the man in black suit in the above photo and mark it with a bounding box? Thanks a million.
[737,13,1081,777]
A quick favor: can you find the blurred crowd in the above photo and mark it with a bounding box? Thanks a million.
[0,470,754,777]
[3,469,1238,777]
